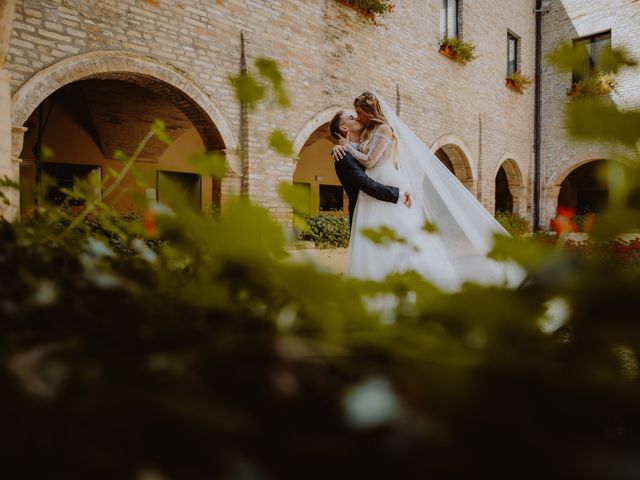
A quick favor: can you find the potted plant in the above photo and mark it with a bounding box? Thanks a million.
[505,71,533,93]
[334,0,395,26]
[439,36,478,65]
[566,72,617,97]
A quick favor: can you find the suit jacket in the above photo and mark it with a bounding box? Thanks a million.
[334,150,400,226]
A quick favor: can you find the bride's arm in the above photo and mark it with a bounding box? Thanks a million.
[344,124,393,169]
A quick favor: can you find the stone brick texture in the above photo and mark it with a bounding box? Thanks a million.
[2,0,561,224]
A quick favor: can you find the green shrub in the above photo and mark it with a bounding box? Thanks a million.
[495,211,530,237]
[299,214,351,248]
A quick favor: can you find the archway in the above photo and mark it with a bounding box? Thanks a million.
[433,144,475,193]
[10,51,239,217]
[494,158,525,215]
[544,158,640,227]
[292,107,350,217]
[558,159,610,214]
[430,134,476,194]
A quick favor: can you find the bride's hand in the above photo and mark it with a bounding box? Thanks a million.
[336,132,349,146]
[332,144,346,161]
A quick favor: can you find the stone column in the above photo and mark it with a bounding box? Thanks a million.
[510,185,526,217]
[220,148,243,212]
[541,184,561,229]
[0,0,17,220]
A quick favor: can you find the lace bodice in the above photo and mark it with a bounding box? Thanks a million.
[344,124,396,170]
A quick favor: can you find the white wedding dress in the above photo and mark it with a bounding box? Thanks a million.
[346,94,524,291]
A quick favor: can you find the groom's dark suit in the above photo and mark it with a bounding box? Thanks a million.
[334,150,400,226]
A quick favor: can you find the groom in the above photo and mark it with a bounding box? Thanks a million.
[329,110,410,226]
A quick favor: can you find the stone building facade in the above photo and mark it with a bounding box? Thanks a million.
[540,0,640,226]
[0,0,637,228]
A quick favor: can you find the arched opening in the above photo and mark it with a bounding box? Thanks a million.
[495,166,513,213]
[292,123,346,216]
[558,159,610,214]
[434,144,474,193]
[18,76,226,215]
[10,51,239,220]
[494,158,524,214]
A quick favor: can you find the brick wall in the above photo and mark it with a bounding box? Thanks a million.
[540,0,640,225]
[5,0,536,223]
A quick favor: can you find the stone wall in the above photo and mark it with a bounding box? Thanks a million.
[540,0,640,225]
[0,0,17,220]
[4,0,536,223]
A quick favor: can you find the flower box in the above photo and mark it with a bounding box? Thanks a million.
[334,0,394,26]
[566,72,617,98]
[505,72,532,93]
[438,36,477,65]
[505,78,523,93]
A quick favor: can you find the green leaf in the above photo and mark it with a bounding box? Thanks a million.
[151,119,172,145]
[41,145,55,161]
[255,57,290,107]
[188,151,227,179]
[131,167,148,188]
[546,41,586,74]
[422,221,438,234]
[361,225,407,246]
[228,72,265,110]
[597,47,638,74]
[278,182,311,215]
[293,212,310,233]
[566,100,640,146]
[268,130,294,157]
[114,150,128,163]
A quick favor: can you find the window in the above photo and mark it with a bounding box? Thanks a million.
[319,184,344,212]
[572,31,611,83]
[157,171,201,210]
[507,32,518,75]
[440,0,459,38]
[42,163,101,206]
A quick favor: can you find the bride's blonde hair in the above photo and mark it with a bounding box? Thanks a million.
[354,92,388,152]
[354,92,398,166]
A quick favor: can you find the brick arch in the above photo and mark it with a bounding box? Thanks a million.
[292,105,352,157]
[494,154,524,187]
[494,155,526,216]
[542,154,617,226]
[430,134,476,193]
[11,50,239,171]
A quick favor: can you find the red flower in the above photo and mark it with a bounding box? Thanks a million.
[550,206,576,235]
[143,208,156,237]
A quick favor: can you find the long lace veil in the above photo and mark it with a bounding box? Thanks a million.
[374,93,524,287]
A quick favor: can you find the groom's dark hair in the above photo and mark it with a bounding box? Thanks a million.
[329,110,344,140]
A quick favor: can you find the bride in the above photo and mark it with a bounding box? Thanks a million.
[332,92,523,290]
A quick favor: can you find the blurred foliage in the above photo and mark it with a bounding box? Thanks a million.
[548,41,637,76]
[2,46,640,480]
[299,214,350,248]
[268,130,294,157]
[495,211,530,237]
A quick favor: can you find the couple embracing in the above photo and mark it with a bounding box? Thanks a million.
[330,92,523,290]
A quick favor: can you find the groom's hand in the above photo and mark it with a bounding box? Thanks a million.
[332,144,346,161]
[403,192,412,208]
